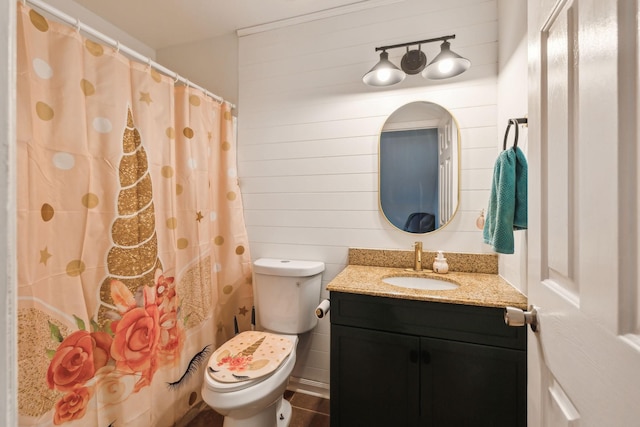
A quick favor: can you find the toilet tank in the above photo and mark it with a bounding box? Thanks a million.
[253,258,325,334]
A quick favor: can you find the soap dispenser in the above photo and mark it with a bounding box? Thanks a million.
[433,251,449,274]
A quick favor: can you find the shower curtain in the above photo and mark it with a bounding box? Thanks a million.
[16,3,253,426]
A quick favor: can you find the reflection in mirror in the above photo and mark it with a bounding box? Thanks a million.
[379,101,460,234]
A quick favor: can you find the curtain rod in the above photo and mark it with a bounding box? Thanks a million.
[25,0,236,109]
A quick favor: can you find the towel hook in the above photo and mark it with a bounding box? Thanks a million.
[503,117,528,151]
[503,119,519,150]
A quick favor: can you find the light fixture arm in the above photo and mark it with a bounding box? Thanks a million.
[374,34,456,52]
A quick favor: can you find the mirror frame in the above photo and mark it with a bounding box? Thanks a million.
[378,101,462,234]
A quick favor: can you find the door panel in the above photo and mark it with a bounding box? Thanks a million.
[547,379,580,426]
[528,0,640,425]
[545,2,574,285]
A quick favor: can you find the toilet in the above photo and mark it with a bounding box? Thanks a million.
[202,258,325,427]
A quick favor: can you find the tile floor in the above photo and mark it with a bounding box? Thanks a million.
[184,390,330,427]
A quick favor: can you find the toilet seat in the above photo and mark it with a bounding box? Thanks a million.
[206,332,297,392]
[205,350,294,392]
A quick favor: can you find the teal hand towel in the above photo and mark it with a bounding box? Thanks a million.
[483,147,528,254]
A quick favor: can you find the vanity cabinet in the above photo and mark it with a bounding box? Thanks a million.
[330,291,526,427]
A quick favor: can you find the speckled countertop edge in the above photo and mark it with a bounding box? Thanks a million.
[327,249,528,310]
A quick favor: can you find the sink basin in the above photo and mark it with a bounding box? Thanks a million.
[382,276,459,291]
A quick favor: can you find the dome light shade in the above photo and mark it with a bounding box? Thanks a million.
[422,41,471,80]
[362,51,406,87]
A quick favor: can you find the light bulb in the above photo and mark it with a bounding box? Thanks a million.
[377,69,391,82]
[438,59,454,74]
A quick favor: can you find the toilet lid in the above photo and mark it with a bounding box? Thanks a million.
[207,331,294,383]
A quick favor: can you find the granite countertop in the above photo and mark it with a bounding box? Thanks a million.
[326,264,528,310]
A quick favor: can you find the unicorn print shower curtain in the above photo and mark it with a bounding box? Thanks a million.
[16,3,253,426]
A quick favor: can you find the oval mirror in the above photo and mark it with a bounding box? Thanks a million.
[379,101,460,234]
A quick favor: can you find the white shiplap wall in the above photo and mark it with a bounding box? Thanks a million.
[497,0,528,294]
[238,0,499,393]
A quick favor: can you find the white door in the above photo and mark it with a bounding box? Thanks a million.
[527,0,640,425]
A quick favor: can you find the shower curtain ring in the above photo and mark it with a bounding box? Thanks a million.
[115,41,120,54]
[174,73,180,84]
[75,18,81,33]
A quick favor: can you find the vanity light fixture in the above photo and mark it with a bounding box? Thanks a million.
[362,34,471,87]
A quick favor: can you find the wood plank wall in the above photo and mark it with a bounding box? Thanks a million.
[238,0,499,390]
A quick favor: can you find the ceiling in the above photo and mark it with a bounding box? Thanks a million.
[72,0,392,49]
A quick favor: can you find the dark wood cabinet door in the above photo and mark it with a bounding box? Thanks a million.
[420,337,526,427]
[330,324,421,427]
[330,292,527,427]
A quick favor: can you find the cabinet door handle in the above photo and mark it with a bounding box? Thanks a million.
[410,349,419,363]
[422,350,431,364]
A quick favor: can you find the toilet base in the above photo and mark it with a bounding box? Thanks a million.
[221,396,291,427]
[276,398,292,427]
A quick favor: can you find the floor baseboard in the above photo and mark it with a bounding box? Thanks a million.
[286,376,330,400]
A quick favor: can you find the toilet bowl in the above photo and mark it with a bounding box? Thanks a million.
[202,334,298,427]
[201,258,324,427]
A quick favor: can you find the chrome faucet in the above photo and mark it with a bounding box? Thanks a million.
[414,241,423,271]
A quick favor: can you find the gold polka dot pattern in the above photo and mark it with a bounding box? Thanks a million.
[66,259,85,277]
[81,193,99,209]
[189,95,201,106]
[161,165,174,178]
[29,9,48,32]
[177,238,189,249]
[150,68,162,83]
[41,203,54,222]
[183,127,194,139]
[36,101,54,121]
[166,217,178,229]
[84,39,104,57]
[80,79,95,96]
[166,127,176,139]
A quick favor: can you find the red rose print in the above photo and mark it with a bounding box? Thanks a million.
[110,304,160,374]
[46,330,113,392]
[53,386,92,425]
